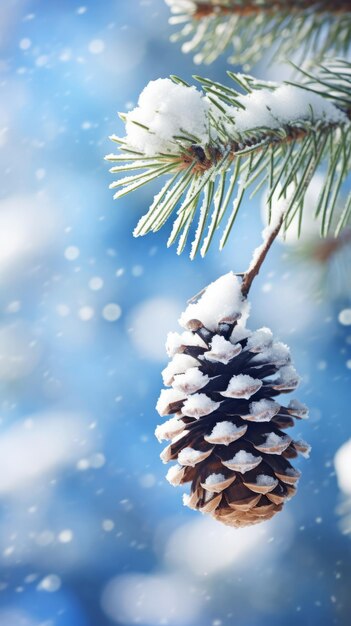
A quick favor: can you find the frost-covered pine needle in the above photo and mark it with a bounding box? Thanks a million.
[106,63,351,258]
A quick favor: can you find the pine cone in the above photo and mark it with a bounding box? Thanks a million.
[155,273,310,528]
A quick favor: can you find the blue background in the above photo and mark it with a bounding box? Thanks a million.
[0,1,350,625]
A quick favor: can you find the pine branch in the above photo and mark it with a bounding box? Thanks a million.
[105,61,351,259]
[192,0,348,17]
[166,0,351,68]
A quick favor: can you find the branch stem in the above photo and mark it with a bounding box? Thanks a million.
[194,0,349,19]
[241,213,285,298]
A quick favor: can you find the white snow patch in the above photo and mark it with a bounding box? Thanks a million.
[155,416,184,442]
[251,342,290,366]
[179,272,249,332]
[166,464,184,485]
[264,432,290,449]
[182,393,220,418]
[234,84,348,134]
[221,374,262,399]
[255,474,277,487]
[275,365,300,386]
[166,330,206,357]
[224,450,262,473]
[178,447,205,466]
[124,78,210,156]
[205,472,226,486]
[208,421,242,439]
[172,367,209,394]
[156,388,185,416]
[246,327,273,352]
[248,399,280,421]
[203,334,242,364]
[162,353,199,385]
[295,439,311,458]
[166,0,196,14]
[230,320,252,344]
[288,399,308,418]
[230,325,251,343]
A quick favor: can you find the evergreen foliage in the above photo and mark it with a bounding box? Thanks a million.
[166,0,351,68]
[106,61,351,258]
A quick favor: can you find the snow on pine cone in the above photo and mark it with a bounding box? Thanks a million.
[155,273,310,528]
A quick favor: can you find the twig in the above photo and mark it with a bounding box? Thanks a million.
[193,0,349,19]
[241,213,285,298]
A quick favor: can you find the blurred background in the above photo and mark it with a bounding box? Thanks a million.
[0,1,350,625]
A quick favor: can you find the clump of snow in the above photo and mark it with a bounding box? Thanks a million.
[203,334,242,364]
[182,493,190,506]
[248,399,280,422]
[160,444,172,464]
[294,439,311,459]
[223,450,262,473]
[270,342,290,364]
[155,416,185,442]
[178,447,206,466]
[172,368,209,394]
[156,388,185,416]
[230,326,251,344]
[205,473,226,486]
[251,342,290,367]
[182,393,220,418]
[166,330,206,357]
[262,432,290,452]
[124,78,210,156]
[265,432,285,446]
[179,272,250,332]
[166,464,184,485]
[206,420,246,445]
[166,0,196,14]
[234,84,348,134]
[162,353,199,385]
[255,474,277,487]
[288,399,309,419]
[221,374,262,400]
[274,365,300,388]
[209,421,240,438]
[246,327,273,352]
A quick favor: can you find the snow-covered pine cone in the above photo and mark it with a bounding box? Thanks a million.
[155,273,310,528]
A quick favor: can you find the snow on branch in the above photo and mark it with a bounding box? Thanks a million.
[165,0,351,68]
[106,62,351,259]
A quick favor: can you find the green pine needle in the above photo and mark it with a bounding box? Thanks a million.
[166,0,351,69]
[106,62,351,259]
